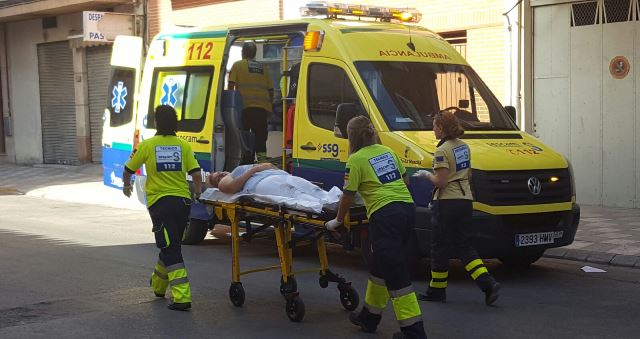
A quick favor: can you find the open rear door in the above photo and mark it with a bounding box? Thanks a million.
[102,36,142,188]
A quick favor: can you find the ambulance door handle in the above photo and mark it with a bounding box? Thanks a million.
[196,139,210,144]
[300,144,316,151]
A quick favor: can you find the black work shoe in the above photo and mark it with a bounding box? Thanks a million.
[417,288,446,302]
[484,281,501,306]
[167,302,192,311]
[349,311,377,333]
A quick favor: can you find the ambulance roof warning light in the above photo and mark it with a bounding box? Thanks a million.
[303,31,324,51]
[300,2,422,23]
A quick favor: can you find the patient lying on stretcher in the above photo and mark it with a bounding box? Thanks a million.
[203,163,343,213]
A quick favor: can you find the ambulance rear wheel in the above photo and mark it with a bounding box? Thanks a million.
[229,282,245,307]
[285,296,305,322]
[183,219,210,245]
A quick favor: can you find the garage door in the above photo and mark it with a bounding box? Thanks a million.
[37,41,77,165]
[87,45,112,163]
[533,0,640,208]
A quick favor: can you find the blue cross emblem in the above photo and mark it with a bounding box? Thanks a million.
[161,79,179,107]
[111,81,127,113]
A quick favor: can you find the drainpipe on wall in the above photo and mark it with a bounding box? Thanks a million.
[503,0,524,129]
[1,23,13,159]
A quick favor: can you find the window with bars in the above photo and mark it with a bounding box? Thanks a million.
[571,0,638,26]
[604,0,632,23]
[571,1,600,26]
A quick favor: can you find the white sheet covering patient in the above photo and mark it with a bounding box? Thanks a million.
[203,164,343,212]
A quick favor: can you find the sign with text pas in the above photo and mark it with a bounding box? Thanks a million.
[83,11,135,42]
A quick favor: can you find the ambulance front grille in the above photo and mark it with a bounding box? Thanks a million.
[471,169,572,206]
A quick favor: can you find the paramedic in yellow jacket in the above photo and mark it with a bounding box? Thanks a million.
[122,105,203,311]
[415,111,500,305]
[326,116,427,339]
[228,41,274,163]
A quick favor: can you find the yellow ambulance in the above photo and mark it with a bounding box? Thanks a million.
[103,3,579,266]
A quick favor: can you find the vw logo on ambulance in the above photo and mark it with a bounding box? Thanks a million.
[527,177,542,196]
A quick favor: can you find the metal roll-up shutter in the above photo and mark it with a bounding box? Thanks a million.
[87,45,112,163]
[38,41,77,165]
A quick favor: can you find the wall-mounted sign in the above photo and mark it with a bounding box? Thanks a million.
[83,11,135,42]
[609,56,630,79]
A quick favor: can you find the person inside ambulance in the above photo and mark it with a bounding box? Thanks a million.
[206,164,340,206]
[325,116,427,339]
[413,110,500,305]
[122,105,203,311]
[228,41,274,164]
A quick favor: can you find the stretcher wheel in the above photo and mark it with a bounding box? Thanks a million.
[339,285,359,311]
[229,282,245,307]
[285,296,305,322]
[280,276,298,295]
[319,275,329,289]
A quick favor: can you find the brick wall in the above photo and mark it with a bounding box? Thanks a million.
[146,0,508,102]
[148,0,281,38]
[466,26,506,104]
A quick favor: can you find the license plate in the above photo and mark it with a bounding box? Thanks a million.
[515,232,555,247]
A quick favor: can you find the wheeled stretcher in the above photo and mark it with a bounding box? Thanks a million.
[201,196,367,322]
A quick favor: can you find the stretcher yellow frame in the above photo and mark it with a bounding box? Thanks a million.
[203,199,366,322]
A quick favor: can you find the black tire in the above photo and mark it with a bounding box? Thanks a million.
[318,275,329,289]
[499,249,545,269]
[339,285,359,311]
[285,296,305,322]
[229,282,245,307]
[183,218,211,245]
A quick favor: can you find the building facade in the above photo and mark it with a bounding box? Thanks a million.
[0,0,140,165]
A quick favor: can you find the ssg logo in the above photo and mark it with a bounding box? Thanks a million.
[161,78,179,107]
[320,143,339,157]
[111,81,127,113]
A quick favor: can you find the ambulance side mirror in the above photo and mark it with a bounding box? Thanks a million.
[334,103,358,139]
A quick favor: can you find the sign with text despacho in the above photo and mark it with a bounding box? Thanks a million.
[83,11,135,42]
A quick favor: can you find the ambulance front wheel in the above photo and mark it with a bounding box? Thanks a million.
[229,282,245,307]
[285,296,305,322]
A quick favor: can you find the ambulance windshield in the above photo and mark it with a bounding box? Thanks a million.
[355,61,517,131]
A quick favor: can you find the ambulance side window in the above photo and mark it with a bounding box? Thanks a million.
[147,66,214,132]
[307,63,363,131]
[108,68,135,127]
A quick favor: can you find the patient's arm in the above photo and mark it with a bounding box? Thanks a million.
[218,163,276,194]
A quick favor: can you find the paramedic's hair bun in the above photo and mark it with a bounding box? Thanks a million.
[434,111,464,139]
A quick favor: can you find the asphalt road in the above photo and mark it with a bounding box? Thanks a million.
[1,196,639,339]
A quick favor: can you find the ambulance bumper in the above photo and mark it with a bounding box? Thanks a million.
[413,203,580,258]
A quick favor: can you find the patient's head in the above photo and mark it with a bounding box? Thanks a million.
[207,171,229,188]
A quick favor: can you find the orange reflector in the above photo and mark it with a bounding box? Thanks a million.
[303,31,323,51]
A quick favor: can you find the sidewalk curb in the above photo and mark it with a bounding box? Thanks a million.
[544,248,640,269]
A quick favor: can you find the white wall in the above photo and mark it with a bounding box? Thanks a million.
[533,2,640,208]
[6,13,82,164]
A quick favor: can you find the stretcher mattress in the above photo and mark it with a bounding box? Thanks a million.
[200,187,343,214]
